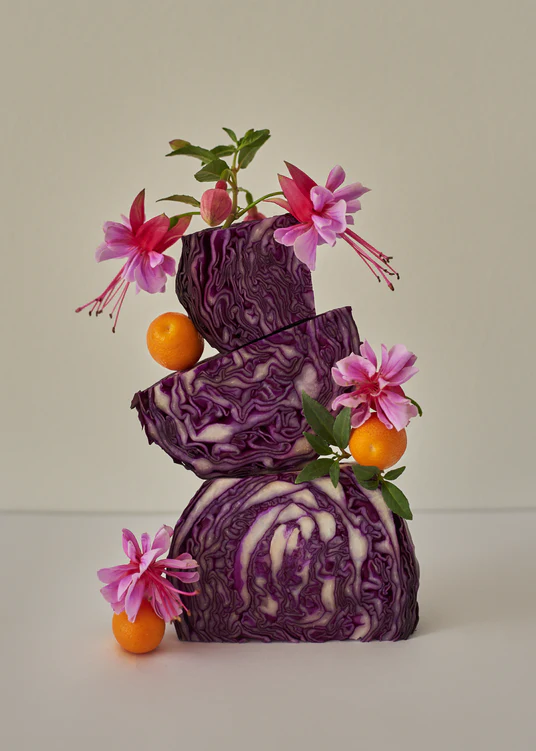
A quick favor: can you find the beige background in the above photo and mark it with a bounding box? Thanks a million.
[1,0,534,513]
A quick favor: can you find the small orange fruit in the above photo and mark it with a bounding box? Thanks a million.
[147,312,204,371]
[112,600,166,654]
[348,414,407,471]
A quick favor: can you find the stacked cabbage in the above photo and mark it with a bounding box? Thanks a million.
[132,216,420,642]
[170,469,419,642]
[132,307,359,479]
[176,215,315,352]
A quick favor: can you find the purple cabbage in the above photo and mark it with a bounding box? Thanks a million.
[176,215,315,353]
[170,466,420,642]
[131,307,360,480]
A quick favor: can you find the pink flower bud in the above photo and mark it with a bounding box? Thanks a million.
[215,180,227,190]
[244,207,266,222]
[200,188,233,227]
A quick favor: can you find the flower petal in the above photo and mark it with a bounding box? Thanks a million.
[334,352,376,383]
[332,392,367,411]
[95,242,132,263]
[292,225,319,270]
[350,403,372,429]
[156,216,192,252]
[117,573,135,600]
[103,222,136,250]
[135,215,170,252]
[148,251,165,268]
[325,165,345,192]
[124,575,146,622]
[359,340,377,369]
[167,570,200,583]
[284,162,317,196]
[129,190,146,234]
[140,532,152,554]
[313,214,337,247]
[323,200,347,233]
[97,563,136,584]
[151,525,172,556]
[122,528,141,561]
[376,389,418,431]
[122,252,142,283]
[278,175,314,224]
[99,582,122,606]
[264,197,292,212]
[310,185,333,213]
[274,223,311,247]
[134,257,167,294]
[161,254,176,277]
[331,366,350,387]
[334,183,370,202]
[345,199,362,214]
[380,344,417,382]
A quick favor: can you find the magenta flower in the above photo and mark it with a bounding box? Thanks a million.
[76,190,191,331]
[97,525,199,623]
[332,341,419,431]
[266,163,398,286]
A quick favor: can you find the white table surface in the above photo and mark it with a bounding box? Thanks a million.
[2,510,535,751]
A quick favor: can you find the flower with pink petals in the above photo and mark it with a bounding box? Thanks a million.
[76,190,191,331]
[332,341,419,431]
[97,525,199,623]
[266,162,398,286]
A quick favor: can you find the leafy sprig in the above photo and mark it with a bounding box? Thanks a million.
[162,128,282,228]
[295,392,414,521]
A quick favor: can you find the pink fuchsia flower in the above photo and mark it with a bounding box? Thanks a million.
[200,186,232,226]
[266,163,398,286]
[76,190,191,331]
[97,525,199,623]
[332,341,419,431]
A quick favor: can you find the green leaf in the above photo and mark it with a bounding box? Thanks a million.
[244,190,254,205]
[222,127,238,143]
[408,397,423,417]
[352,463,381,482]
[211,144,236,158]
[381,481,413,520]
[239,128,255,144]
[238,130,271,169]
[303,432,332,456]
[329,461,341,488]
[169,139,190,151]
[239,129,269,147]
[194,159,230,182]
[157,194,200,207]
[166,144,216,162]
[384,466,406,481]
[333,407,352,450]
[301,392,335,444]
[359,477,381,490]
[295,458,334,484]
[168,211,199,229]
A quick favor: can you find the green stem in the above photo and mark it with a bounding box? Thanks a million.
[222,153,239,228]
[235,191,284,219]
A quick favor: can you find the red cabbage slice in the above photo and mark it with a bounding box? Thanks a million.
[170,467,420,642]
[131,307,360,480]
[176,215,315,352]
